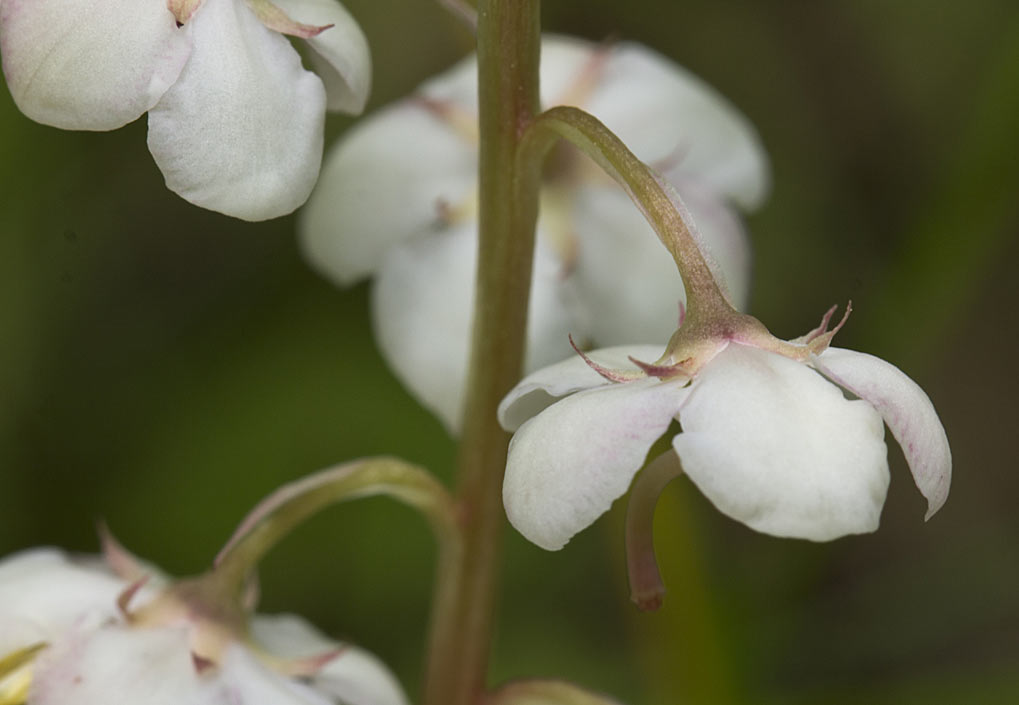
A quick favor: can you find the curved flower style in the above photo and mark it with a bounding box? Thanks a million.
[0,546,407,705]
[0,0,370,220]
[300,35,769,432]
[498,308,952,553]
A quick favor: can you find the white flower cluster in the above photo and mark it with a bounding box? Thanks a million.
[0,0,370,220]
[0,548,407,705]
[0,9,954,699]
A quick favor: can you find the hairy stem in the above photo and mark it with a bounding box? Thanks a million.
[421,2,542,704]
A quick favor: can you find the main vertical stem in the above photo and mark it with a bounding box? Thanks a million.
[422,3,542,705]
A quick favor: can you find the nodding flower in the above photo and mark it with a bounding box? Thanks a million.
[498,302,950,605]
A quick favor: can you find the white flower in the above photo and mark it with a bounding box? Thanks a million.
[299,35,769,432]
[0,0,370,220]
[498,312,952,551]
[0,547,408,705]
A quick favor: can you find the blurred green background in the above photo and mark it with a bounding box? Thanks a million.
[2,1,1017,703]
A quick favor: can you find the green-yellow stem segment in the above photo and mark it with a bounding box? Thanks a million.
[421,2,542,705]
[520,106,735,321]
[212,457,458,602]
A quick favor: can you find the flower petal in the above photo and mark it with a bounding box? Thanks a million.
[0,0,190,130]
[673,344,890,541]
[30,617,353,705]
[505,34,769,212]
[536,36,768,208]
[568,186,687,344]
[371,223,476,432]
[503,378,688,550]
[812,347,952,519]
[498,344,665,432]
[250,613,336,660]
[313,646,408,705]
[527,236,588,376]
[373,224,573,433]
[582,41,770,210]
[271,0,371,113]
[299,102,477,284]
[147,0,326,220]
[535,36,598,108]
[251,614,409,705]
[417,51,480,111]
[0,550,124,642]
[410,36,599,117]
[30,621,202,705]
[214,645,345,705]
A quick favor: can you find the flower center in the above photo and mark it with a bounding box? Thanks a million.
[118,574,249,671]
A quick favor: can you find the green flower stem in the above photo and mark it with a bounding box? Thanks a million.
[421,2,542,704]
[212,457,458,600]
[521,106,733,320]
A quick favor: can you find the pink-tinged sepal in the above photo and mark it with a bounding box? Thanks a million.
[792,303,839,344]
[799,301,852,352]
[98,522,147,583]
[268,647,344,677]
[246,0,332,37]
[811,347,952,519]
[115,577,150,619]
[626,354,690,381]
[498,344,667,433]
[569,335,645,384]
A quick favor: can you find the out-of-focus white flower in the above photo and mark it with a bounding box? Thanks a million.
[0,0,370,220]
[0,546,407,705]
[498,307,951,552]
[300,35,769,432]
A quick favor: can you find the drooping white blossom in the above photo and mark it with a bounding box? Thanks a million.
[299,35,769,432]
[0,548,408,705]
[499,317,952,551]
[0,0,370,220]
